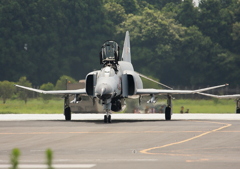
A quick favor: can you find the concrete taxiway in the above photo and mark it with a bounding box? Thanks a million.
[0,114,240,169]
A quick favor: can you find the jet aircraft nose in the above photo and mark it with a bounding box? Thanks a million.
[96,84,113,100]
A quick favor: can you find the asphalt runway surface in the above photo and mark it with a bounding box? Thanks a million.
[0,114,240,169]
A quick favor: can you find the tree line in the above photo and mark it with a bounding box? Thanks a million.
[0,75,76,104]
[0,0,239,87]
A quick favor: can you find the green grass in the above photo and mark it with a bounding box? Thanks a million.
[0,98,236,114]
[0,99,63,114]
[172,99,236,113]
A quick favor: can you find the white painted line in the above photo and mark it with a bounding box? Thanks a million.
[0,113,240,121]
[0,164,96,168]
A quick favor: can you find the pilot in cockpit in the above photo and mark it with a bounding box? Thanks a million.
[99,41,120,67]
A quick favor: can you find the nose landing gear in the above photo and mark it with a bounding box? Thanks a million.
[103,100,112,123]
[104,113,112,123]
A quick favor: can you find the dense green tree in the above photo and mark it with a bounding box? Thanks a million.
[0,0,240,87]
[40,82,55,101]
[0,81,15,104]
[103,0,140,14]
[118,8,187,84]
[231,22,240,53]
[55,75,77,90]
[17,76,32,104]
[140,0,182,10]
[175,0,198,27]
[197,0,234,50]
[103,2,127,27]
[0,0,113,85]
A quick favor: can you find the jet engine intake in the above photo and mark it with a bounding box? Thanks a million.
[85,72,98,97]
[122,74,136,97]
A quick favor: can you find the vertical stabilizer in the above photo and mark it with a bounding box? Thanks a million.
[121,31,131,63]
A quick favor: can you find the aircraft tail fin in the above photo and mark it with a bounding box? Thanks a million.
[121,31,131,63]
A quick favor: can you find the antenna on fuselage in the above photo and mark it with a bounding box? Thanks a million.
[136,71,173,90]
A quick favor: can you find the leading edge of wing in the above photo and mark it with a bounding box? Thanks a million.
[198,92,240,99]
[15,84,86,95]
[136,84,228,95]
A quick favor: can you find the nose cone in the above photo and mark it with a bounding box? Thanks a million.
[96,84,113,100]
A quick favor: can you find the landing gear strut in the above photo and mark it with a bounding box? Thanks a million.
[103,100,112,123]
[64,95,71,121]
[236,99,240,114]
[104,112,111,123]
[165,95,172,120]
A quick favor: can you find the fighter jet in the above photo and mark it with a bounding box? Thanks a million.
[198,92,240,113]
[15,31,228,122]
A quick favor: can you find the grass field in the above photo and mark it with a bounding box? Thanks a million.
[172,99,236,113]
[0,98,237,114]
[0,99,63,114]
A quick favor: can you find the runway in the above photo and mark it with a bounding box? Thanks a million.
[0,114,240,169]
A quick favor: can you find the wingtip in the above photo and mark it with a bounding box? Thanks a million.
[225,83,229,86]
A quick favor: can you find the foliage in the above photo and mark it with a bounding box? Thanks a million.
[0,80,15,104]
[0,0,113,85]
[0,0,240,87]
[0,98,236,114]
[10,148,20,169]
[46,149,54,169]
[55,75,77,90]
[17,76,32,104]
[40,82,55,102]
[141,76,160,89]
[8,148,55,169]
[175,0,198,27]
[103,1,127,26]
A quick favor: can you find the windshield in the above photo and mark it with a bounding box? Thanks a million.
[101,41,119,61]
[99,67,115,77]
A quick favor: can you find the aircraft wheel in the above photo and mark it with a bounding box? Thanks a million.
[65,107,71,121]
[165,107,171,120]
[104,115,108,123]
[108,115,112,123]
[237,108,240,114]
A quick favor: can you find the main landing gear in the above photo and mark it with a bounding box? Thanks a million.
[236,99,240,114]
[64,95,71,121]
[165,95,172,120]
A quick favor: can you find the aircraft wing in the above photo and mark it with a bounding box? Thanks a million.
[15,84,86,95]
[136,84,228,95]
[198,92,240,99]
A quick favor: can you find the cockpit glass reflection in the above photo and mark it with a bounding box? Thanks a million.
[99,67,115,77]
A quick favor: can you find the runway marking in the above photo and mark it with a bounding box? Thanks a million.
[186,159,209,163]
[1,130,238,135]
[0,131,201,135]
[0,164,96,168]
[140,121,232,155]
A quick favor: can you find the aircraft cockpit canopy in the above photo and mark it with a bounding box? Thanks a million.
[100,41,120,65]
[99,66,115,77]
